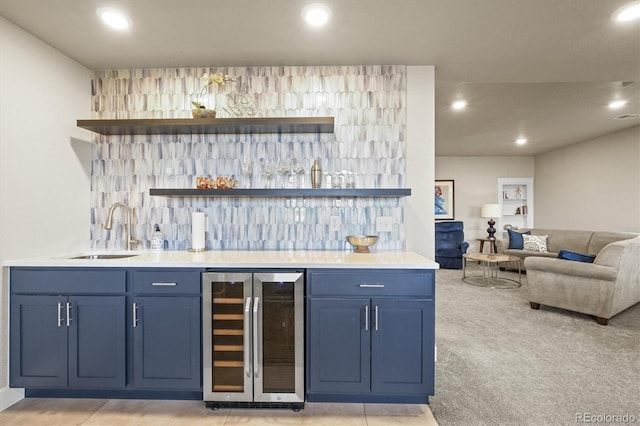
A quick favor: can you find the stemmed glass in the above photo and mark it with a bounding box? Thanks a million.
[260,158,274,188]
[277,157,293,188]
[293,158,307,188]
[240,155,254,188]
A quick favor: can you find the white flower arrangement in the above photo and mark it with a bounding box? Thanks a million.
[191,72,235,109]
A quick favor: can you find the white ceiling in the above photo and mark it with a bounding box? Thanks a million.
[1,0,638,155]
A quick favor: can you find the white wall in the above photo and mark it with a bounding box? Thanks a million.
[406,66,436,258]
[0,17,90,409]
[435,156,535,249]
[535,125,640,232]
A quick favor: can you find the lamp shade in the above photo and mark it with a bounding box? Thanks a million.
[481,203,501,218]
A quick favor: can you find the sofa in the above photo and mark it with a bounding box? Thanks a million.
[435,221,469,269]
[525,236,640,325]
[497,228,639,270]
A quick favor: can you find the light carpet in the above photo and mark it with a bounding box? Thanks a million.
[429,265,640,426]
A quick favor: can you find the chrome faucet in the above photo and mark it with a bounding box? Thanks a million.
[104,202,139,250]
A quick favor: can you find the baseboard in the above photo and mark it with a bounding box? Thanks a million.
[0,386,24,412]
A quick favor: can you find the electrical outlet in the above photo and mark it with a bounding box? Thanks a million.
[329,216,341,232]
[376,216,393,232]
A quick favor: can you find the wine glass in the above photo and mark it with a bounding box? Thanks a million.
[260,158,274,188]
[293,158,307,188]
[277,157,293,188]
[240,155,254,188]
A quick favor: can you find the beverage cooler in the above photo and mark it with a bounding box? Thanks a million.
[202,271,304,410]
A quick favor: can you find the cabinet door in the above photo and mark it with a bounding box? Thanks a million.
[68,296,126,388]
[371,299,433,395]
[10,295,68,388]
[307,298,370,394]
[132,296,201,390]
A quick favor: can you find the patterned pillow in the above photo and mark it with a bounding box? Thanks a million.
[523,234,548,252]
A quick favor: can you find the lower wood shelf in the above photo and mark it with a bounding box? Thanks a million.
[150,188,411,197]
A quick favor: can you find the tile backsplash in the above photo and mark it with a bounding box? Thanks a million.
[90,65,407,251]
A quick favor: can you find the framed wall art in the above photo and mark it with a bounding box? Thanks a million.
[435,180,455,220]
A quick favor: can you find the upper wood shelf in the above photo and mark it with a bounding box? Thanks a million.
[77,117,334,135]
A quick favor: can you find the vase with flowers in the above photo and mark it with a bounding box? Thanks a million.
[191,72,235,118]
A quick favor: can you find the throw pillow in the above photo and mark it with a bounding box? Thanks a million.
[557,249,596,263]
[507,229,531,249]
[523,234,548,252]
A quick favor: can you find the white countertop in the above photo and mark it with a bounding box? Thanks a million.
[4,250,439,270]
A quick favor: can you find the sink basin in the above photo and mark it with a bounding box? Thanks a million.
[69,254,139,260]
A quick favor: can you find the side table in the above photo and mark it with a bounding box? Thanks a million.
[476,238,497,254]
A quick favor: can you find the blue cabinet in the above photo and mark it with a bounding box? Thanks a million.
[306,269,435,403]
[308,298,370,394]
[130,269,201,391]
[9,267,202,395]
[10,269,126,389]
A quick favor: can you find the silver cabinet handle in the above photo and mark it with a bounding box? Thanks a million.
[359,284,385,288]
[151,282,177,286]
[244,297,252,378]
[253,297,261,379]
[66,302,72,327]
[132,302,138,327]
[57,302,64,327]
[374,305,379,331]
[364,305,369,331]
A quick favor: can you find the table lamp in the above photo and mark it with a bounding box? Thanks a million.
[481,204,502,241]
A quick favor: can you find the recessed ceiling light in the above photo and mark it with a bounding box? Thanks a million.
[97,7,131,31]
[609,100,627,109]
[451,100,467,110]
[612,1,640,22]
[516,138,528,145]
[302,3,332,27]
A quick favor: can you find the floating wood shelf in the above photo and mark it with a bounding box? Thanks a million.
[77,117,334,135]
[150,188,411,198]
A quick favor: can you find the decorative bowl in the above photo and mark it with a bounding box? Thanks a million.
[346,235,379,253]
[191,108,216,119]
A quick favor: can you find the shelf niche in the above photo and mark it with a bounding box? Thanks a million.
[77,117,334,135]
[149,188,411,198]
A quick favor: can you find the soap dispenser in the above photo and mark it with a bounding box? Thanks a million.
[151,224,165,250]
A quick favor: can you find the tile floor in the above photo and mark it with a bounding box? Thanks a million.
[0,398,438,425]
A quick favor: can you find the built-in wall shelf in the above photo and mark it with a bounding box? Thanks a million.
[150,188,411,198]
[77,117,334,135]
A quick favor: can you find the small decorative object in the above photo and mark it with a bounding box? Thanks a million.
[196,176,215,189]
[214,176,237,189]
[196,176,237,189]
[191,72,235,118]
[435,180,455,220]
[522,205,528,215]
[515,186,522,199]
[223,83,261,117]
[346,235,379,253]
[515,207,521,215]
[481,203,502,241]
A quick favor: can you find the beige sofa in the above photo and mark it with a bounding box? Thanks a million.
[525,236,640,325]
[497,229,639,270]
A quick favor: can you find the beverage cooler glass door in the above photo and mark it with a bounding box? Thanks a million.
[203,271,304,405]
[253,272,304,403]
[203,272,253,402]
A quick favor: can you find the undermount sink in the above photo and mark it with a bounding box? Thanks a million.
[69,254,139,260]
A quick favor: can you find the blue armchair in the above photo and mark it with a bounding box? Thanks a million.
[435,221,469,269]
